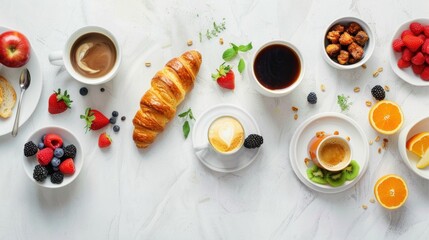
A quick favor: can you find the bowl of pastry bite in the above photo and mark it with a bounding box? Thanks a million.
[323,16,375,69]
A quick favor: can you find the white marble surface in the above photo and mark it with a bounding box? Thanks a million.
[1,0,429,239]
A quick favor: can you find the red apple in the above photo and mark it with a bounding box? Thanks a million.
[0,30,31,68]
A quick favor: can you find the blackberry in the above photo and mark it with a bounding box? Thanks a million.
[371,85,385,100]
[45,164,55,175]
[109,117,117,124]
[24,141,39,157]
[113,125,120,132]
[307,92,317,104]
[79,87,88,96]
[33,165,48,182]
[112,111,119,117]
[63,144,77,159]
[244,134,264,149]
[50,172,64,184]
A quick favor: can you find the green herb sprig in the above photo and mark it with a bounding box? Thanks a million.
[337,94,353,112]
[222,42,252,73]
[199,19,226,42]
[178,108,195,139]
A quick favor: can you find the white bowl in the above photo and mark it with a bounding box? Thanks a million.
[389,18,429,86]
[249,40,305,97]
[398,116,429,180]
[322,16,375,70]
[23,126,83,188]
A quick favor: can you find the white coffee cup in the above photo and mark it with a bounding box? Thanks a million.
[48,26,121,85]
[249,40,305,97]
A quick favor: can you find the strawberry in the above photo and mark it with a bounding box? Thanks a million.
[401,30,414,39]
[426,55,429,64]
[402,48,412,62]
[59,158,75,175]
[44,134,63,149]
[421,66,429,81]
[412,64,425,74]
[48,89,72,114]
[80,108,109,131]
[212,63,235,90]
[418,34,426,42]
[422,39,429,54]
[403,35,424,52]
[36,148,53,166]
[98,132,112,148]
[411,52,426,65]
[410,22,424,35]
[398,58,411,68]
[424,26,429,38]
[392,38,404,52]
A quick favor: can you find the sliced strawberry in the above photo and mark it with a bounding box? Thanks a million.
[44,134,63,149]
[401,30,414,39]
[411,52,426,65]
[398,58,411,68]
[48,89,72,114]
[412,64,425,74]
[410,22,424,35]
[424,26,429,38]
[80,108,110,131]
[98,132,112,148]
[421,66,429,81]
[59,158,75,175]
[36,148,54,166]
[392,39,404,52]
[402,48,412,62]
[403,35,424,52]
[212,63,235,90]
[422,39,429,54]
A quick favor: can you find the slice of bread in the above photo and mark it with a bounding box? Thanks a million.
[0,76,17,118]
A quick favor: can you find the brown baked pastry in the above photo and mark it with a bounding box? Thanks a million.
[348,42,364,60]
[339,32,354,45]
[347,22,362,35]
[132,50,202,148]
[327,31,341,43]
[354,31,369,46]
[326,44,341,57]
[337,50,350,65]
[330,24,345,33]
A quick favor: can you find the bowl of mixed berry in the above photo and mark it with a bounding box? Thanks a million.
[23,126,83,188]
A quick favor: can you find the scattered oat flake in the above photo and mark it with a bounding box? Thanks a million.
[219,38,224,45]
[370,198,376,203]
[384,85,390,92]
[373,67,383,77]
[187,40,193,46]
[366,101,372,107]
[145,62,151,67]
[382,142,387,149]
[292,106,299,112]
[362,204,368,210]
[361,64,367,69]
[375,136,380,142]
[304,158,310,166]
[346,136,351,141]
[294,114,298,120]
[334,131,339,135]
[369,140,373,145]
[354,87,360,93]
[378,147,382,154]
[377,67,383,72]
[321,84,326,92]
[383,138,388,143]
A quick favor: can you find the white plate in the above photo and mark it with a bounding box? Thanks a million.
[389,18,429,86]
[0,26,43,136]
[23,126,84,188]
[192,104,261,173]
[398,116,429,180]
[289,112,369,193]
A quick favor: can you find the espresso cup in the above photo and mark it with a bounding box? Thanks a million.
[311,135,352,171]
[48,26,121,85]
[194,116,245,155]
[250,40,305,97]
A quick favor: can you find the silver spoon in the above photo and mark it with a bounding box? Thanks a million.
[12,68,31,137]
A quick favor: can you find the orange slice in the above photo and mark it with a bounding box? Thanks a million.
[406,132,429,158]
[374,174,408,210]
[369,100,403,135]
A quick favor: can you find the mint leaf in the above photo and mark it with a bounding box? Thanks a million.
[183,121,190,139]
[238,42,252,52]
[222,48,237,61]
[238,58,245,73]
[178,109,189,118]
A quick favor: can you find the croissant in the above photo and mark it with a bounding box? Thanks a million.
[132,50,202,148]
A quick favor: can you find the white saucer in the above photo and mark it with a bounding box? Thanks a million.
[192,104,261,173]
[289,112,369,193]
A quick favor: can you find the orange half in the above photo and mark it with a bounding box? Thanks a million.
[374,174,408,210]
[369,100,403,135]
[406,132,429,158]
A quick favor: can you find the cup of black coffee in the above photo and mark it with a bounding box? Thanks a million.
[250,40,304,97]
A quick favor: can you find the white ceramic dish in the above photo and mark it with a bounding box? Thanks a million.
[389,18,429,86]
[289,112,369,193]
[0,26,43,136]
[23,126,83,188]
[398,116,429,179]
[322,16,375,70]
[192,104,261,173]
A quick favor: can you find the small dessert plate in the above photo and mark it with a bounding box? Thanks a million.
[289,112,369,193]
[398,116,429,180]
[192,104,261,173]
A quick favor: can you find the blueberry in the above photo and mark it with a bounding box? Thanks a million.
[109,117,117,124]
[100,87,105,92]
[51,157,61,167]
[79,87,88,96]
[54,148,64,158]
[37,142,44,150]
[113,125,120,132]
[112,111,119,117]
[121,116,126,121]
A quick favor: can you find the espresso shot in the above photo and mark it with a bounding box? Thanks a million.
[70,32,117,79]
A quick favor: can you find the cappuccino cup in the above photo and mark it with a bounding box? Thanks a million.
[195,116,245,155]
[49,26,121,85]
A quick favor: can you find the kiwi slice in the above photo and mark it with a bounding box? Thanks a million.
[343,160,360,181]
[324,171,347,187]
[307,165,328,185]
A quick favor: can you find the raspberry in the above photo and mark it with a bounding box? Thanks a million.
[44,134,63,149]
[392,39,404,52]
[36,148,54,166]
[398,58,411,69]
[421,67,429,81]
[403,35,424,52]
[424,26,429,38]
[412,64,425,74]
[401,30,414,39]
[243,134,264,149]
[422,39,429,54]
[411,52,426,65]
[410,22,424,35]
[24,141,38,157]
[402,48,412,62]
